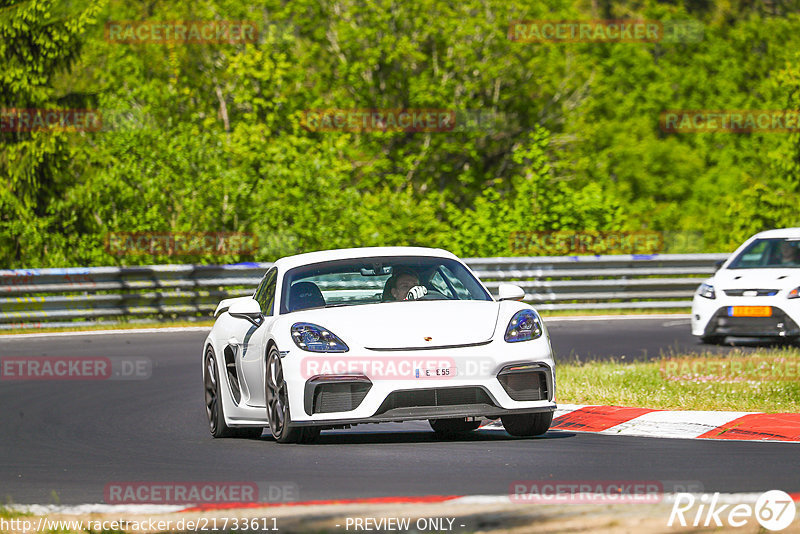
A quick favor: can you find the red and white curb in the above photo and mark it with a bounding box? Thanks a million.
[481,404,800,442]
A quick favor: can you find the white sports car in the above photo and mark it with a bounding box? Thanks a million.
[203,247,556,443]
[692,228,800,343]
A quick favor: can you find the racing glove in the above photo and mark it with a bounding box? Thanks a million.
[406,285,428,300]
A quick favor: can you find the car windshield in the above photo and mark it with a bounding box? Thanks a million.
[280,256,492,313]
[727,238,800,269]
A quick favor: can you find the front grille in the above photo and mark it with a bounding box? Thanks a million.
[723,289,779,297]
[312,382,371,414]
[497,364,550,401]
[374,387,494,416]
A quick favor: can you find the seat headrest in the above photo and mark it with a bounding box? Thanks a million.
[288,281,326,312]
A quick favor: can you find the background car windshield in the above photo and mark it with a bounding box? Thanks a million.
[281,256,492,312]
[728,238,800,269]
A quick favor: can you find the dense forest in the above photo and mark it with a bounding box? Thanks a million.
[2,0,800,268]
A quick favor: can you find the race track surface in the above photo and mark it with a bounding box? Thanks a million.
[1,318,797,505]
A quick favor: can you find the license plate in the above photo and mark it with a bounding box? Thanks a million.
[416,367,457,378]
[728,306,772,317]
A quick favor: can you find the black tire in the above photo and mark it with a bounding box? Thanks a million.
[501,412,553,437]
[265,347,319,444]
[204,347,263,439]
[700,335,724,345]
[429,418,481,436]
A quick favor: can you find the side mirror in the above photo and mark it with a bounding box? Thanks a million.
[498,283,526,301]
[228,298,263,327]
[714,259,725,272]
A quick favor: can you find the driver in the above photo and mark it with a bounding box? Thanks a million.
[779,241,800,265]
[384,267,428,301]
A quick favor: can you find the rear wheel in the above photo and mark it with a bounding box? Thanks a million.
[265,347,319,443]
[204,347,262,439]
[429,418,481,436]
[501,412,553,437]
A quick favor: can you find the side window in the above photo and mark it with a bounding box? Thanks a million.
[256,268,278,316]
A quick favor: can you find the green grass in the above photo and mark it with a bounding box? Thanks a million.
[540,307,690,318]
[558,347,800,412]
[0,319,214,336]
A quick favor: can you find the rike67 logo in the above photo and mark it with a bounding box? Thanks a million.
[668,490,797,531]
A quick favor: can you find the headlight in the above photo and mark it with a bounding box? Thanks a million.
[291,323,349,352]
[504,309,543,343]
[789,287,800,299]
[698,283,716,299]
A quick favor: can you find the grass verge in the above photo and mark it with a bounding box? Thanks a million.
[0,320,214,336]
[540,307,690,318]
[558,346,800,412]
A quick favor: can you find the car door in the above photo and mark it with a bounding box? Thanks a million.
[237,267,278,407]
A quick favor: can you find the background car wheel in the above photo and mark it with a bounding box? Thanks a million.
[429,418,481,436]
[501,412,553,437]
[205,348,263,439]
[266,347,317,443]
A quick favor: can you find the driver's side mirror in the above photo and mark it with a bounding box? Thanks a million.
[228,298,264,327]
[714,259,725,272]
[498,283,526,301]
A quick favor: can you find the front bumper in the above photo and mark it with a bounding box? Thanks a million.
[283,336,557,425]
[692,297,800,338]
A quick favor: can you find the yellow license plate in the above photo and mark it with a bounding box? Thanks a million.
[728,306,772,317]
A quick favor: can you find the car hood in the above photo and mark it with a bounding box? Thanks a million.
[284,300,501,349]
[714,269,800,290]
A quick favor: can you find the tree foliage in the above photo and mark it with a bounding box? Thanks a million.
[2,0,800,267]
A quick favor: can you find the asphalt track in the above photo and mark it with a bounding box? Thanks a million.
[1,317,798,505]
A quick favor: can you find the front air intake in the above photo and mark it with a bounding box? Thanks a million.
[497,363,550,401]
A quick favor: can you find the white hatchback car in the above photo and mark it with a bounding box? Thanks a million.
[692,228,800,343]
[203,247,556,443]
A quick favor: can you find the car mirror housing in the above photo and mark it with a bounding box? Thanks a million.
[498,283,526,301]
[228,298,263,326]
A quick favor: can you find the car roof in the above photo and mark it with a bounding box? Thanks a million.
[749,227,800,240]
[273,246,459,271]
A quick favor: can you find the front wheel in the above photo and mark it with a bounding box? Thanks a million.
[501,412,553,437]
[265,347,319,444]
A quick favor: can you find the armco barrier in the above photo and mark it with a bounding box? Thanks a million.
[0,254,728,328]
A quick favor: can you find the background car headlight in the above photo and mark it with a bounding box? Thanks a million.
[789,287,800,299]
[698,283,716,299]
[504,309,542,342]
[291,323,349,352]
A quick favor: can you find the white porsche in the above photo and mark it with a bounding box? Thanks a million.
[692,228,800,344]
[203,247,556,443]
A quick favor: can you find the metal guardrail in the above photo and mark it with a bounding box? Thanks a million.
[0,254,728,328]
